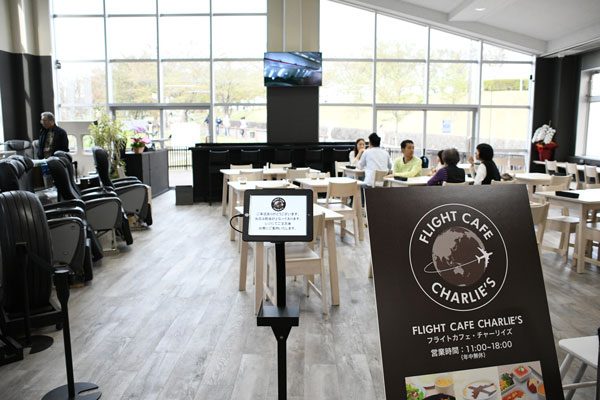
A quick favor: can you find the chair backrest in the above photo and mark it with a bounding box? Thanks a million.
[334,161,348,177]
[4,139,33,157]
[374,170,388,186]
[549,175,572,190]
[286,169,308,180]
[312,213,325,254]
[545,160,558,174]
[421,167,432,176]
[565,162,580,187]
[584,165,598,184]
[274,148,292,163]
[208,149,230,165]
[530,202,549,245]
[270,163,292,169]
[442,181,469,186]
[237,170,263,181]
[240,149,261,165]
[306,148,323,162]
[332,148,351,162]
[230,164,253,170]
[326,181,357,201]
[92,147,114,188]
[584,183,600,189]
[47,157,80,201]
[255,180,288,189]
[54,151,81,195]
[0,161,21,192]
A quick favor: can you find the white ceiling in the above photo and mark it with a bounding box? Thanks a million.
[355,0,600,55]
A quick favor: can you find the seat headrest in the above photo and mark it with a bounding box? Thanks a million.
[53,150,73,163]
[0,161,21,192]
[4,140,31,150]
[7,154,34,172]
[92,147,113,188]
[47,157,79,201]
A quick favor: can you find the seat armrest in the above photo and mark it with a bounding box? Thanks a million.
[47,216,85,229]
[81,191,117,201]
[45,206,86,220]
[81,186,105,194]
[44,199,86,210]
[113,177,141,183]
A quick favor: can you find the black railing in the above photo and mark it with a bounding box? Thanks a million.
[167,146,191,169]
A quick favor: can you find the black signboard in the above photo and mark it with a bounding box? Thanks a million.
[366,185,564,400]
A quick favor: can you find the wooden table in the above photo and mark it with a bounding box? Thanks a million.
[295,177,365,241]
[536,189,600,273]
[514,173,553,195]
[342,167,365,179]
[237,203,344,312]
[558,335,598,399]
[384,176,474,186]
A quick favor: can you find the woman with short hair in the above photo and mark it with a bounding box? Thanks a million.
[427,148,465,186]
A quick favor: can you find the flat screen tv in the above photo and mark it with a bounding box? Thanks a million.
[264,52,322,87]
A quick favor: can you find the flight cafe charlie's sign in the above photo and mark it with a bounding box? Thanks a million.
[410,204,507,312]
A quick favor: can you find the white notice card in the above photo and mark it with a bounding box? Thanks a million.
[248,195,307,237]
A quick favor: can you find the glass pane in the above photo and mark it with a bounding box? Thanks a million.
[159,0,210,13]
[377,110,424,160]
[214,61,265,103]
[106,0,156,14]
[319,106,372,142]
[115,110,161,140]
[320,0,374,59]
[586,102,600,158]
[164,110,210,147]
[213,106,267,143]
[376,62,425,104]
[162,62,210,103]
[212,0,266,13]
[481,63,531,106]
[67,134,78,152]
[111,62,158,103]
[376,15,427,59]
[479,108,530,151]
[429,62,479,104]
[57,62,106,106]
[82,134,95,153]
[108,17,157,59]
[160,17,210,58]
[483,43,533,62]
[53,0,103,14]
[426,110,473,154]
[430,29,480,60]
[212,16,266,58]
[320,62,372,104]
[591,73,600,97]
[59,106,97,121]
[54,18,105,60]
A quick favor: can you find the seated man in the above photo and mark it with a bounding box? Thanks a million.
[393,139,422,178]
[37,112,69,159]
[358,132,391,187]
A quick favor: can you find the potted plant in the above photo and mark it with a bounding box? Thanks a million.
[88,110,126,177]
[531,122,558,161]
[131,135,150,154]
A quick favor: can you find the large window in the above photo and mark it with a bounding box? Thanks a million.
[52,0,267,145]
[583,73,600,158]
[320,0,535,160]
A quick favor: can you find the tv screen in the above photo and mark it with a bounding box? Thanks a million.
[264,52,322,87]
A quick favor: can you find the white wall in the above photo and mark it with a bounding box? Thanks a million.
[268,0,319,51]
[0,0,51,55]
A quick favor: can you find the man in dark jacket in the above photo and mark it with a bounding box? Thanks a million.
[38,112,69,159]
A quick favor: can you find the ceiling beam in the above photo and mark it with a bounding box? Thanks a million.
[544,22,600,56]
[448,0,518,23]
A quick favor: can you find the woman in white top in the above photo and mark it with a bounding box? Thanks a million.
[469,143,501,185]
[349,138,366,166]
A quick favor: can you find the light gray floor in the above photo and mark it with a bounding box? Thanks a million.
[0,189,598,400]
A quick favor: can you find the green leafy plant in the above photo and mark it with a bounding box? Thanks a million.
[88,110,126,176]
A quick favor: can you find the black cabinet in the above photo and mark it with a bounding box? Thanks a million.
[123,149,170,197]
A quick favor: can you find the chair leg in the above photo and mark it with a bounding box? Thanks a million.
[239,241,249,291]
[320,267,329,316]
[368,259,373,278]
[353,217,359,246]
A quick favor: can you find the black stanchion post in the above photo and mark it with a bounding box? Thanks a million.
[42,268,101,400]
[275,242,286,308]
[596,327,599,400]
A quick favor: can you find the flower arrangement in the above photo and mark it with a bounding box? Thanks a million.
[131,135,150,149]
[531,123,556,144]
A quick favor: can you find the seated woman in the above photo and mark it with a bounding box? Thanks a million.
[427,148,465,186]
[471,143,501,185]
[349,138,366,166]
[430,150,444,175]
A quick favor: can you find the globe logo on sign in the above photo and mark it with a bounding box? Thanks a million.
[409,204,508,312]
[271,197,286,212]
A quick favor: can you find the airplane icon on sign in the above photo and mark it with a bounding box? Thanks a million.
[475,247,493,267]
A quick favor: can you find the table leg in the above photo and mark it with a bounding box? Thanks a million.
[560,353,574,378]
[221,175,228,216]
[355,186,365,241]
[325,220,340,306]
[574,205,587,273]
[239,240,248,291]
[254,242,264,315]
[565,363,588,400]
[229,187,237,241]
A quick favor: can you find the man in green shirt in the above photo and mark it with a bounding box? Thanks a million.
[393,139,422,177]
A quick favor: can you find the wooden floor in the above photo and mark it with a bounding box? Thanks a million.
[0,189,598,400]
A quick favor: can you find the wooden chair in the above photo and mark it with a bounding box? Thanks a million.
[237,170,264,182]
[269,163,292,169]
[323,180,360,245]
[545,160,558,175]
[442,181,469,186]
[581,222,600,267]
[335,161,349,177]
[565,163,581,189]
[374,169,389,187]
[530,202,550,255]
[230,163,253,170]
[584,165,599,184]
[255,180,288,189]
[264,213,328,315]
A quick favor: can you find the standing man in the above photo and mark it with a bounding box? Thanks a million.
[358,132,392,187]
[38,112,69,159]
[393,139,422,178]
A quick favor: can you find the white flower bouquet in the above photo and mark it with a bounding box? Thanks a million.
[532,124,556,144]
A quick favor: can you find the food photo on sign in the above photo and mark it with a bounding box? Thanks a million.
[364,185,565,400]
